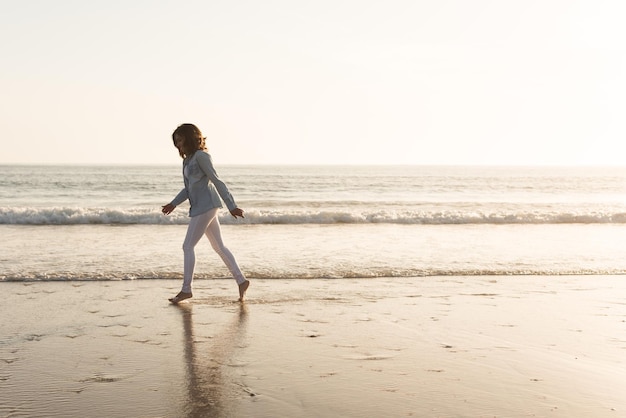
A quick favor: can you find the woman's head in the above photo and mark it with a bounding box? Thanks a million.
[172,123,207,158]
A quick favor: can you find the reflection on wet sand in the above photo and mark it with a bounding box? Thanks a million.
[177,303,248,418]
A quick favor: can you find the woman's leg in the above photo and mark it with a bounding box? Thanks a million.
[181,210,214,293]
[204,209,247,286]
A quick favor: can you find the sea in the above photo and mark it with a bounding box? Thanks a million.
[1,164,626,281]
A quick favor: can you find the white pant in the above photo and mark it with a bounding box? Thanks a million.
[181,208,246,293]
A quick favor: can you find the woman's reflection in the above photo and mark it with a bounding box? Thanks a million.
[177,303,249,418]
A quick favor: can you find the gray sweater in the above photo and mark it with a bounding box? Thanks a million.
[169,151,237,217]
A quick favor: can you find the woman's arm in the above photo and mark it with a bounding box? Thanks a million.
[162,188,188,215]
[196,151,237,212]
[170,188,189,206]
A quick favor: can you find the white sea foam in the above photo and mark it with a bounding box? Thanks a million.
[2,206,626,225]
[4,267,626,282]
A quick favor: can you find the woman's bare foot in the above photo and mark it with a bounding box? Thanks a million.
[169,291,192,304]
[238,280,250,302]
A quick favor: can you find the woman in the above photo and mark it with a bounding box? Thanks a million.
[162,123,249,303]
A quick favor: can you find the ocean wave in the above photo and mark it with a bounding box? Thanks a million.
[2,207,626,225]
[2,267,625,282]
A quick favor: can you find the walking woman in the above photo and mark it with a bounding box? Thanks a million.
[162,123,249,303]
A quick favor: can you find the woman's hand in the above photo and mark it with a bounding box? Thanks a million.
[230,208,245,219]
[162,204,176,215]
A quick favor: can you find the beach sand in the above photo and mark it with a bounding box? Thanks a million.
[1,276,625,418]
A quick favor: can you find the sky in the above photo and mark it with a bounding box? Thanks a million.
[1,0,625,166]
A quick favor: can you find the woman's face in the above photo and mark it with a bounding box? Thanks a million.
[174,134,185,152]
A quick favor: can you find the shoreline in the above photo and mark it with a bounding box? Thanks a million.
[1,276,625,417]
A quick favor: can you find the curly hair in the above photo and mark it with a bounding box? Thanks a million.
[172,123,207,158]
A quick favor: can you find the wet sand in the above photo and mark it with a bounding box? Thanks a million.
[1,276,625,417]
